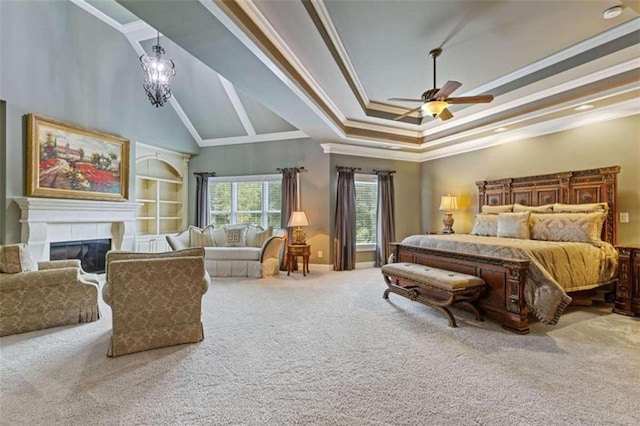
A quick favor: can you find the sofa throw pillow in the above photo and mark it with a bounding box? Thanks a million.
[245,225,263,247]
[552,202,608,213]
[470,214,498,237]
[497,211,531,239]
[481,204,513,214]
[513,203,553,213]
[189,225,216,247]
[252,226,274,247]
[530,212,606,246]
[0,243,38,273]
[225,226,248,247]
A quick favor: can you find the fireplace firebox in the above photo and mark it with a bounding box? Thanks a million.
[50,239,111,274]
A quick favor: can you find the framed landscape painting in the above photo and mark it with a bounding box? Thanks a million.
[26,114,130,201]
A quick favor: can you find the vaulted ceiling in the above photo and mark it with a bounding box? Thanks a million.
[73,0,640,161]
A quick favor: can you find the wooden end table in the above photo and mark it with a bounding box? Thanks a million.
[287,244,310,276]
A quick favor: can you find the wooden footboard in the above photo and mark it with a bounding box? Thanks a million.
[390,243,530,334]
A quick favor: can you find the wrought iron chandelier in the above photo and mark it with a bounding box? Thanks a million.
[140,32,175,107]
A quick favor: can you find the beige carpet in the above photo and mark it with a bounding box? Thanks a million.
[1,267,639,425]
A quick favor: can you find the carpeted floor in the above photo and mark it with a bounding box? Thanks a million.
[1,267,639,425]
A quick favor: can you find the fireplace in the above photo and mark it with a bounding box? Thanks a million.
[50,239,111,274]
[13,197,141,263]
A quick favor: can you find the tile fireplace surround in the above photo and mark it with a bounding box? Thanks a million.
[13,197,142,263]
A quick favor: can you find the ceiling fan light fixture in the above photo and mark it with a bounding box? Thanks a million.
[422,100,449,117]
[602,5,623,19]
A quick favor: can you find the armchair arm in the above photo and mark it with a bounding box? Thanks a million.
[260,234,286,263]
[38,259,82,270]
[0,267,81,291]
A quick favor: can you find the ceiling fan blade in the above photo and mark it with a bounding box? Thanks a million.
[434,81,462,99]
[447,95,494,104]
[393,105,423,121]
[439,108,453,121]
[388,97,423,102]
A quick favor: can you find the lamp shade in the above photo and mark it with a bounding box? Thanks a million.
[439,195,459,211]
[422,100,449,117]
[287,211,310,227]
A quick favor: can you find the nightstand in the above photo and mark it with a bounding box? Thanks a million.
[287,244,310,276]
[614,245,640,316]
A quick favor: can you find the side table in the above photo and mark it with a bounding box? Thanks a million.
[614,245,640,316]
[287,244,310,276]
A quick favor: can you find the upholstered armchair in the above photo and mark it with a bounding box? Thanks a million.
[0,244,100,337]
[103,248,210,357]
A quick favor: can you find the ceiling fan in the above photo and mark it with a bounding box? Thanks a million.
[389,48,494,121]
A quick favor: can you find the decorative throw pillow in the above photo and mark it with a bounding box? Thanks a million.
[470,214,498,237]
[497,211,531,239]
[189,225,216,247]
[224,226,247,247]
[214,228,227,246]
[530,212,606,246]
[481,204,513,214]
[552,202,608,213]
[245,225,263,247]
[252,226,273,247]
[0,243,38,273]
[513,203,553,213]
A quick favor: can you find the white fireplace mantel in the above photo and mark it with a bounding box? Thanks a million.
[14,197,142,262]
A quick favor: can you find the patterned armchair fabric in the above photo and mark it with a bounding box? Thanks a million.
[0,252,100,337]
[103,248,210,357]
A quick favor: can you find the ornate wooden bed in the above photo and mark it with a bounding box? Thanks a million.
[390,166,620,334]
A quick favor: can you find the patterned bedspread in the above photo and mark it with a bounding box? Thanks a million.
[399,234,618,324]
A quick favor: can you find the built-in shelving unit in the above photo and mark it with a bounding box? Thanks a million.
[135,143,190,252]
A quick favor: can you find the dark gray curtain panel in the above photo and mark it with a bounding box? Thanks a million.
[375,170,396,267]
[194,172,216,228]
[279,168,301,270]
[334,167,357,271]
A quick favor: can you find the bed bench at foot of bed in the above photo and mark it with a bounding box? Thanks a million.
[381,263,486,328]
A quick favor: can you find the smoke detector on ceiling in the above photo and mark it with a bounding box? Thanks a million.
[602,5,623,19]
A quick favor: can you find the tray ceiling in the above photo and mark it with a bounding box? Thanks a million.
[73,0,640,161]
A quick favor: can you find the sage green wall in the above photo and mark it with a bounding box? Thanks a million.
[421,114,640,245]
[189,138,332,264]
[0,1,199,243]
[328,154,422,264]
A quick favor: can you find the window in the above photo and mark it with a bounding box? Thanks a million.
[209,175,281,228]
[355,174,377,250]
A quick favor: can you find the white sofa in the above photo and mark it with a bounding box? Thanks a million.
[166,225,286,278]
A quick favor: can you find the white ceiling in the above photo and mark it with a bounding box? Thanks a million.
[73,0,640,161]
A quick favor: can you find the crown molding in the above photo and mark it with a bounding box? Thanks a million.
[320,143,421,162]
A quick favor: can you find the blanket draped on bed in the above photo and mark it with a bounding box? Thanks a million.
[400,235,618,324]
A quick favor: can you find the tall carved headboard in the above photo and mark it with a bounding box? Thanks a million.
[476,166,620,245]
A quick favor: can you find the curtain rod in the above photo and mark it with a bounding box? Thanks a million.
[193,172,216,177]
[277,166,305,172]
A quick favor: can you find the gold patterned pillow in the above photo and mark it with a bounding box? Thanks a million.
[481,204,513,214]
[497,211,531,239]
[224,226,247,247]
[470,214,498,237]
[552,202,608,213]
[189,225,216,247]
[530,212,606,246]
[513,203,553,213]
[0,243,38,273]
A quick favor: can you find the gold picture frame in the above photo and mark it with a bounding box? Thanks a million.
[26,114,130,201]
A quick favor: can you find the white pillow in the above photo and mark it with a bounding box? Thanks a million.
[497,211,531,239]
[552,202,608,213]
[470,214,498,237]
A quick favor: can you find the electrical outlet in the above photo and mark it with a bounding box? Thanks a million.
[620,212,629,223]
[318,251,323,258]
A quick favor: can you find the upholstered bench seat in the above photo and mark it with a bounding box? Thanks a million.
[381,263,486,327]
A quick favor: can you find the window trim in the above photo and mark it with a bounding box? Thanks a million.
[354,173,377,251]
[209,174,281,228]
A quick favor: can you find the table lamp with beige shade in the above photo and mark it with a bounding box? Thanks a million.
[288,211,310,244]
[439,195,458,234]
